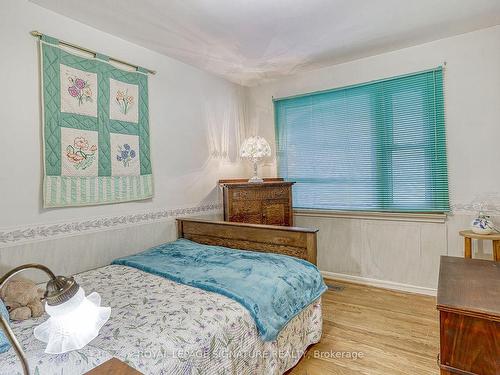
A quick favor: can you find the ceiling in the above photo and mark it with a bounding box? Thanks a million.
[31,0,500,86]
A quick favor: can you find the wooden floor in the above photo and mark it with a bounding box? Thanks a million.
[290,280,440,375]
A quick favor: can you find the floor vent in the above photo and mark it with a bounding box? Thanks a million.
[326,283,345,292]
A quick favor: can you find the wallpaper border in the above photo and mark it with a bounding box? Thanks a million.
[0,202,222,247]
[450,203,500,215]
[1,202,491,247]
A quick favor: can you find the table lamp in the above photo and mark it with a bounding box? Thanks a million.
[0,264,110,375]
[240,136,272,183]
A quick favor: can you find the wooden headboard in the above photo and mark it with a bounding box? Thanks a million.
[176,218,318,265]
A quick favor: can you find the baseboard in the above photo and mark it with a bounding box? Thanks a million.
[320,270,437,296]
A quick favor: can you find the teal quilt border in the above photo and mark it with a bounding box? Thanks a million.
[43,175,153,208]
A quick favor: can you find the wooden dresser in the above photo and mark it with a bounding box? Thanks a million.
[436,256,499,375]
[219,178,294,226]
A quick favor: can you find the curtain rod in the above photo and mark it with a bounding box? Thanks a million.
[30,30,156,75]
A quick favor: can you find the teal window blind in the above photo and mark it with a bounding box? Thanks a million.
[274,68,449,213]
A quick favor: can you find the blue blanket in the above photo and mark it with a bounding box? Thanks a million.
[112,238,327,341]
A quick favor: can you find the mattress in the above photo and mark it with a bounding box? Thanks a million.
[0,265,323,374]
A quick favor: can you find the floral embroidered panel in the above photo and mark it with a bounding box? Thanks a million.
[40,35,153,207]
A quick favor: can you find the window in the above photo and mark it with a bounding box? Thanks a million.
[274,68,449,213]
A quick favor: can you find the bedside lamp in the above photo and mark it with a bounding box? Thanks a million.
[0,264,110,375]
[240,136,272,183]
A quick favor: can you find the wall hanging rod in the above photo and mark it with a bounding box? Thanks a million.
[30,30,157,75]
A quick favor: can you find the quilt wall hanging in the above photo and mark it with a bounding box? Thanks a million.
[39,34,153,207]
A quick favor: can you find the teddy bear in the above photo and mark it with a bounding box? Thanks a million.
[0,278,45,321]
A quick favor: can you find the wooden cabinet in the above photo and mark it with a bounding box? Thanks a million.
[85,358,142,374]
[219,178,294,226]
[436,256,500,375]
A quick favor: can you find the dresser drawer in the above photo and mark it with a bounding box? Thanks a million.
[230,187,290,201]
[231,189,259,201]
[230,200,261,215]
[260,187,289,200]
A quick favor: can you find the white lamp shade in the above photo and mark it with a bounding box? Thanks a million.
[240,136,271,159]
[34,288,110,354]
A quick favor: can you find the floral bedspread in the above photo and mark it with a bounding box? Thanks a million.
[0,265,323,375]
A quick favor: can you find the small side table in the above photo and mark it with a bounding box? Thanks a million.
[84,358,142,375]
[459,230,500,261]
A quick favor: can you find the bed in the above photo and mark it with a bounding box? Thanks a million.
[0,218,324,375]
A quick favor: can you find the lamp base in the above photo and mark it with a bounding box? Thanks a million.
[248,159,264,183]
[248,176,264,183]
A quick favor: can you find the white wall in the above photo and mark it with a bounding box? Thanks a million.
[246,25,500,292]
[0,0,245,279]
[1,1,499,292]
